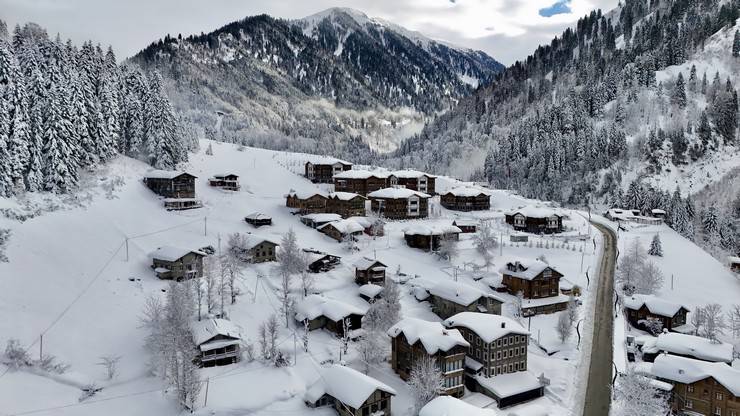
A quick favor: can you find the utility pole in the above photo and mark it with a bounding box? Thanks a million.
[500,234,503,255]
[39,334,43,360]
[204,217,208,236]
[293,333,298,366]
[217,233,221,256]
[125,238,129,262]
[253,274,261,303]
[203,378,210,406]
[580,249,585,272]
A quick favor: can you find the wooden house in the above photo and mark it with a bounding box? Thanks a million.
[368,187,430,220]
[391,170,436,195]
[651,209,667,219]
[191,319,242,367]
[245,238,278,263]
[505,207,564,234]
[300,213,342,229]
[652,354,740,416]
[318,220,365,242]
[347,216,385,237]
[303,249,341,273]
[353,257,387,285]
[333,170,394,196]
[728,256,740,273]
[605,208,663,225]
[358,284,384,302]
[305,365,395,415]
[441,187,490,211]
[420,397,500,416]
[208,173,240,191]
[404,225,462,251]
[294,295,366,336]
[285,190,328,214]
[150,246,206,281]
[326,192,366,218]
[624,294,691,332]
[143,171,197,198]
[426,280,503,319]
[244,212,272,227]
[304,158,352,183]
[388,318,469,397]
[499,257,568,315]
[452,219,477,233]
[443,312,543,408]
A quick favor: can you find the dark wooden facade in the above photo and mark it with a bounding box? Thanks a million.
[354,259,387,285]
[151,251,204,281]
[393,174,436,195]
[286,193,328,214]
[308,388,393,416]
[318,223,363,243]
[305,161,352,183]
[441,193,490,211]
[208,174,240,191]
[390,333,466,398]
[505,212,563,234]
[452,220,477,233]
[626,305,689,332]
[326,194,366,218]
[370,195,429,220]
[244,213,272,227]
[143,172,196,198]
[502,267,563,299]
[334,175,390,196]
[404,231,460,252]
[248,240,278,263]
[430,294,503,320]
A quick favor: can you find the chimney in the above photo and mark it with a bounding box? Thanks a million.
[501,322,506,329]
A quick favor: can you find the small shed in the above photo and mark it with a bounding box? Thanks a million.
[318,219,365,242]
[651,209,666,219]
[404,224,462,251]
[452,219,478,233]
[303,249,341,273]
[728,256,740,273]
[353,257,387,285]
[244,212,272,227]
[294,295,367,335]
[300,213,342,229]
[358,284,384,302]
[305,365,395,413]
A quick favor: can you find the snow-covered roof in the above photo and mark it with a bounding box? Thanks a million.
[419,396,499,416]
[387,318,469,354]
[652,354,740,395]
[353,257,387,270]
[245,212,271,220]
[318,219,365,234]
[301,213,342,223]
[286,190,328,199]
[333,169,392,179]
[367,187,431,199]
[655,333,734,363]
[358,284,384,299]
[191,318,241,346]
[305,365,396,408]
[452,219,478,227]
[428,280,502,307]
[728,256,740,264]
[392,169,436,179]
[651,209,666,214]
[403,224,462,236]
[328,191,365,201]
[245,236,278,249]
[473,371,542,398]
[346,216,373,228]
[623,294,689,317]
[294,295,366,322]
[444,186,490,197]
[305,156,352,165]
[499,257,558,281]
[211,173,238,178]
[144,170,196,179]
[506,206,562,219]
[150,246,206,262]
[444,312,529,343]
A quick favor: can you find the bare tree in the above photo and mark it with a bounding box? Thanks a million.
[302,319,310,352]
[203,255,219,314]
[258,314,280,360]
[97,355,121,380]
[634,261,665,295]
[278,269,293,328]
[616,238,646,295]
[408,356,444,414]
[436,236,458,262]
[691,307,707,337]
[730,304,740,339]
[643,317,664,336]
[298,251,313,297]
[4,339,31,370]
[341,318,352,356]
[567,294,578,325]
[511,291,524,323]
[222,253,243,305]
[612,370,669,416]
[358,330,386,374]
[557,312,573,343]
[699,303,727,343]
[473,220,496,270]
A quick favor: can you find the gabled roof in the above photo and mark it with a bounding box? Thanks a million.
[368,187,431,199]
[294,295,366,322]
[444,312,529,343]
[655,333,734,363]
[318,219,365,234]
[245,236,279,249]
[392,169,436,179]
[286,189,328,199]
[245,212,271,220]
[623,294,690,317]
[150,246,206,262]
[305,365,396,409]
[358,284,384,299]
[301,213,342,223]
[403,224,462,236]
[428,280,503,307]
[191,318,241,346]
[499,257,559,281]
[333,169,392,179]
[506,206,563,219]
[652,354,740,395]
[388,318,469,354]
[353,257,387,270]
[420,396,499,416]
[452,219,478,227]
[144,170,197,180]
[444,186,490,197]
[305,156,352,166]
[328,191,365,201]
[211,173,238,179]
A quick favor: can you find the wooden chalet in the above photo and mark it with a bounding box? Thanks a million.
[244,212,272,227]
[304,158,352,183]
[303,249,341,273]
[294,295,366,336]
[368,187,430,220]
[605,208,663,225]
[388,318,469,397]
[285,190,328,214]
[392,170,436,195]
[425,280,503,320]
[641,332,734,364]
[500,257,568,315]
[305,365,395,415]
[191,319,242,367]
[245,238,278,263]
[333,170,394,196]
[505,206,564,234]
[353,257,387,285]
[326,192,366,218]
[347,216,385,237]
[318,220,364,243]
[652,354,740,416]
[729,256,740,273]
[624,294,691,332]
[143,171,202,210]
[208,173,240,191]
[300,213,342,229]
[440,187,490,211]
[452,219,477,233]
[150,246,206,281]
[404,225,461,251]
[651,208,667,219]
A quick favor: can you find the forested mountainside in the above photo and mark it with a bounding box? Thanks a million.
[394,0,739,202]
[0,21,194,197]
[129,8,503,156]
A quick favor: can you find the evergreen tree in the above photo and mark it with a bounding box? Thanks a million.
[671,72,686,108]
[702,207,719,240]
[698,111,712,151]
[733,30,739,58]
[648,234,663,256]
[42,84,76,192]
[688,64,697,93]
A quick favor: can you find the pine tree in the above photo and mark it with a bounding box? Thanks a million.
[648,234,663,256]
[702,207,719,240]
[698,111,712,151]
[688,64,697,93]
[42,84,76,193]
[671,72,686,108]
[733,30,740,58]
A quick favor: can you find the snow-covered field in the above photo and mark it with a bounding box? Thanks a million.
[0,140,602,415]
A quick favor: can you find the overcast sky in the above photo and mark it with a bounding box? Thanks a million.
[1,0,618,65]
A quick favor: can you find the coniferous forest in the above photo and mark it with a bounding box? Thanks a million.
[0,21,195,197]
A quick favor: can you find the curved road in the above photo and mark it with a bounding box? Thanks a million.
[582,222,617,416]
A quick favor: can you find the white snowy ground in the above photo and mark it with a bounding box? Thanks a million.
[0,140,601,416]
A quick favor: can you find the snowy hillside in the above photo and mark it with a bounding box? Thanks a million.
[1,140,601,416]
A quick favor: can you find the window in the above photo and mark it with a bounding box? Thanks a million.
[687,385,694,393]
[685,400,693,409]
[716,393,724,400]
[515,362,519,371]
[497,340,502,347]
[503,338,508,346]
[509,364,513,372]
[503,350,507,359]
[496,351,501,360]
[714,407,721,415]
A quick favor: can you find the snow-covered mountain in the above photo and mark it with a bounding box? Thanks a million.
[129,8,503,156]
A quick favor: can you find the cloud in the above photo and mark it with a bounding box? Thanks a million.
[0,0,619,65]
[539,0,572,17]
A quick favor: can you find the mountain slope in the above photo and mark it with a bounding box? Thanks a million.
[129,8,503,156]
